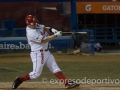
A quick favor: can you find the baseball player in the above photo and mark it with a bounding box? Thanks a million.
[68,41,102,54]
[12,15,79,89]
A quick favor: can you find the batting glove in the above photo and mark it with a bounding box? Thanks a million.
[54,31,62,37]
[51,28,58,34]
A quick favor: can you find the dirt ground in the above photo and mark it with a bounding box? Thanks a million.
[0,52,120,90]
[0,82,120,90]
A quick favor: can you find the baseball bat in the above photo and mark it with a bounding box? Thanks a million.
[61,32,87,34]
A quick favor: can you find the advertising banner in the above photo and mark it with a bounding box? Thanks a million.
[0,37,74,53]
[76,2,120,14]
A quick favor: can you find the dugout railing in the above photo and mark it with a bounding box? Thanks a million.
[84,27,120,43]
[75,27,120,54]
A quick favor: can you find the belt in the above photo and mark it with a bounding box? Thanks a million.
[40,49,48,52]
[32,49,48,52]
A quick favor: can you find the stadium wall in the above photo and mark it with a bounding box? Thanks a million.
[0,36,74,53]
[0,2,70,31]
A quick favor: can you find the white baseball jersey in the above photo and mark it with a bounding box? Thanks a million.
[26,24,49,51]
[26,24,61,80]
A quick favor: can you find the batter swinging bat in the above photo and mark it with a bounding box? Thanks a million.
[61,32,87,34]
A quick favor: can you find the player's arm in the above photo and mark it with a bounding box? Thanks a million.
[44,27,58,35]
[41,35,56,43]
[41,31,62,43]
[28,31,61,43]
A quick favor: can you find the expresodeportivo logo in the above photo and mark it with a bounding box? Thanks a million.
[85,4,91,11]
[0,42,30,49]
[41,77,120,85]
[102,5,120,10]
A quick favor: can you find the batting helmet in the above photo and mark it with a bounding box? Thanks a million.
[25,15,38,25]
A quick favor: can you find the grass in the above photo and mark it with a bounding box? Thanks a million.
[0,61,120,82]
[0,52,120,83]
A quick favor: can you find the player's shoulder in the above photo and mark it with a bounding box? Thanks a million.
[26,27,35,32]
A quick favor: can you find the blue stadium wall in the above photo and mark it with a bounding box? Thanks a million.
[0,36,74,53]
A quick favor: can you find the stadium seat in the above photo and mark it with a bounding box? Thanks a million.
[0,28,8,37]
[1,20,17,32]
[13,28,26,37]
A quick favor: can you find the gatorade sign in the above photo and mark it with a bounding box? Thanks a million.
[76,2,120,13]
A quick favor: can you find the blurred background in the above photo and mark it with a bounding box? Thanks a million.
[1,0,120,53]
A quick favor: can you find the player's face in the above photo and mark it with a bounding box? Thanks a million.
[32,24,37,29]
